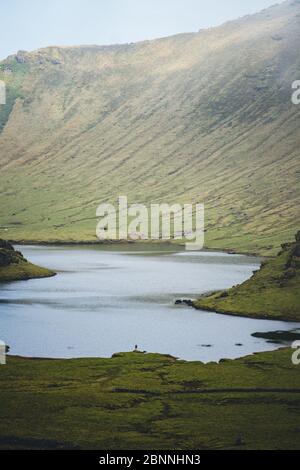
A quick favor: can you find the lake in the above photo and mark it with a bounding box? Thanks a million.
[0,245,298,362]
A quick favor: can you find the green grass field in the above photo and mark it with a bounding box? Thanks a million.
[0,348,300,450]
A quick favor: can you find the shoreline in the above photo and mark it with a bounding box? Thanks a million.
[0,267,56,283]
[192,233,300,323]
[192,301,300,324]
[4,345,290,364]
[4,242,297,359]
[9,239,266,258]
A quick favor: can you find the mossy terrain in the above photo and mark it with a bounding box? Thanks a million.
[0,348,300,450]
[0,239,55,282]
[194,232,300,322]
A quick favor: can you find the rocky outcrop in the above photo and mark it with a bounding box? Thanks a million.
[0,240,55,282]
[0,240,26,267]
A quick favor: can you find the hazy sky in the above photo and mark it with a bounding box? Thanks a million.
[1,0,280,59]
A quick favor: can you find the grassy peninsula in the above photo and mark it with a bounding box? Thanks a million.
[0,239,55,282]
[194,232,300,322]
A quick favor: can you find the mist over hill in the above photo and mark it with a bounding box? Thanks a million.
[0,0,299,254]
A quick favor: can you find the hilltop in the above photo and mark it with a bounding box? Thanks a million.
[0,1,299,254]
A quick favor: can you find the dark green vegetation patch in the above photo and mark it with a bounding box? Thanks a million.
[0,348,300,450]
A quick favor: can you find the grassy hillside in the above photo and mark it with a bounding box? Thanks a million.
[0,349,300,450]
[194,231,300,321]
[0,239,55,282]
[0,1,299,254]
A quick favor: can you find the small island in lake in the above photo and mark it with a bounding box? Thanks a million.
[0,240,55,282]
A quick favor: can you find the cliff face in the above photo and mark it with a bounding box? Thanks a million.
[194,231,300,321]
[0,1,299,254]
[0,239,55,282]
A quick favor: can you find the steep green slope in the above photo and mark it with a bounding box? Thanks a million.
[1,349,300,450]
[0,239,55,282]
[0,59,28,132]
[0,1,299,254]
[194,231,300,321]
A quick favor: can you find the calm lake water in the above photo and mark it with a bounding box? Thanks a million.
[0,245,298,362]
